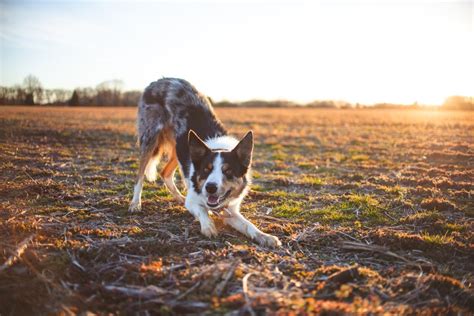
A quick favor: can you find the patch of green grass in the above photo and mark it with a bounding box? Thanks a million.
[401,211,443,224]
[314,166,339,175]
[351,154,370,162]
[155,186,172,197]
[270,193,389,226]
[309,194,389,225]
[269,190,306,199]
[311,205,356,222]
[378,185,407,197]
[115,182,132,192]
[272,200,306,219]
[99,188,120,195]
[421,233,455,245]
[272,151,288,161]
[114,169,134,176]
[346,194,388,224]
[297,162,316,170]
[402,211,467,234]
[300,176,325,188]
[251,184,270,192]
[140,186,172,199]
[270,144,284,151]
[443,223,466,232]
[350,139,364,146]
[347,193,379,209]
[420,197,457,212]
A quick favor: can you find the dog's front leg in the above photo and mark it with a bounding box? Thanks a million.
[185,195,218,238]
[224,202,281,248]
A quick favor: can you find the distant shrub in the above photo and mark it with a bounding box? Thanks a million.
[442,96,473,110]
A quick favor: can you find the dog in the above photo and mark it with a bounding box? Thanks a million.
[128,78,281,247]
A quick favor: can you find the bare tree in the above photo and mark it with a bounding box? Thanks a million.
[23,75,43,105]
[42,89,55,104]
[52,89,71,104]
[122,90,142,106]
[0,87,10,104]
[14,85,26,105]
[96,79,124,106]
[76,87,96,106]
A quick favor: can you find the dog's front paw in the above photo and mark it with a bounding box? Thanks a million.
[128,201,142,212]
[256,233,282,248]
[200,222,218,238]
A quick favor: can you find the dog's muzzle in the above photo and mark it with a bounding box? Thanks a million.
[206,190,231,208]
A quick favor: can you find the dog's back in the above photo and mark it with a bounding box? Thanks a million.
[137,78,226,177]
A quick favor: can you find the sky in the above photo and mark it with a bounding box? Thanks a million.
[0,0,472,105]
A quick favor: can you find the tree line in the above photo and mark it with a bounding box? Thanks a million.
[1,75,472,110]
[0,75,141,107]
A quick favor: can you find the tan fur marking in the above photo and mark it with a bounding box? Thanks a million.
[160,149,178,178]
[221,176,245,199]
[195,175,206,192]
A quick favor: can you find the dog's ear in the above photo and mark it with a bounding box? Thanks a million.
[232,131,253,169]
[188,130,210,163]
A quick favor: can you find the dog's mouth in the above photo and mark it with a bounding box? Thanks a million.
[206,190,231,208]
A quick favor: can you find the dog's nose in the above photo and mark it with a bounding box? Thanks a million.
[205,182,217,194]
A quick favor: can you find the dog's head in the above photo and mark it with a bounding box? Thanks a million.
[188,130,253,209]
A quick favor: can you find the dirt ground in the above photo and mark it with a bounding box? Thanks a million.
[1,106,473,315]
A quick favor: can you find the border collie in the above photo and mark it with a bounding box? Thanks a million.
[128,78,281,247]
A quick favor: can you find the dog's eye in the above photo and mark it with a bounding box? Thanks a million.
[224,169,233,177]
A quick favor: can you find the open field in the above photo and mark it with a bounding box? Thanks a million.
[1,106,473,314]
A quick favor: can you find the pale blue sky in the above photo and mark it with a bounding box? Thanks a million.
[0,0,472,104]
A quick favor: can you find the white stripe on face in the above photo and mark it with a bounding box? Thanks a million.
[204,153,223,191]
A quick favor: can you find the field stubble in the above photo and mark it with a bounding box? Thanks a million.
[0,106,473,314]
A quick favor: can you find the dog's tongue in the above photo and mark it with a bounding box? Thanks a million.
[208,195,219,205]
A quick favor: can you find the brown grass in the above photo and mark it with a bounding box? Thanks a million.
[1,106,473,314]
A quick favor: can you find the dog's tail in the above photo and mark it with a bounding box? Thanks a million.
[144,155,160,182]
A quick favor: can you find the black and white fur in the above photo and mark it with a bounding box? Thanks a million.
[129,78,281,247]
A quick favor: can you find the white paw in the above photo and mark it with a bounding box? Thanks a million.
[128,201,142,212]
[256,233,282,248]
[200,221,218,238]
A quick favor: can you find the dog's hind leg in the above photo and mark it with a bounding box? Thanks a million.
[160,149,185,204]
[129,140,161,212]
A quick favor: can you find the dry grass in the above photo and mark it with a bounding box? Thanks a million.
[1,106,473,314]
